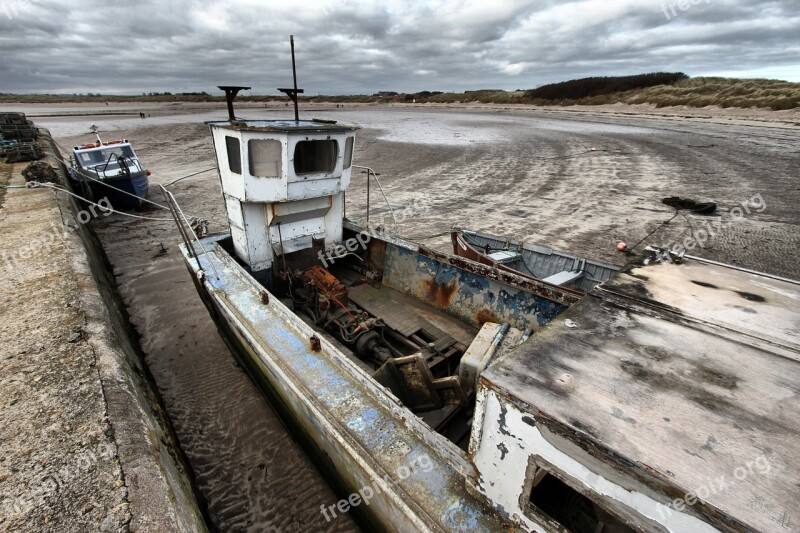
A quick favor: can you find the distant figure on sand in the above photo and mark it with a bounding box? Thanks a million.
[139,112,146,119]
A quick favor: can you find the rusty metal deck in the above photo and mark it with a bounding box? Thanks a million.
[349,283,475,351]
[478,257,800,532]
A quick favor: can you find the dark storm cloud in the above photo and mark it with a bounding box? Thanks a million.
[0,0,797,95]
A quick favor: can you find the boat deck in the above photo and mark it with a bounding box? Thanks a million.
[294,275,479,375]
[481,257,800,531]
[345,281,478,348]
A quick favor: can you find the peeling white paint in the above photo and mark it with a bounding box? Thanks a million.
[470,389,720,532]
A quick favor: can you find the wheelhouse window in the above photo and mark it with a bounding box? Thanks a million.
[293,139,337,175]
[343,137,354,170]
[225,136,242,175]
[248,139,282,178]
[527,465,635,533]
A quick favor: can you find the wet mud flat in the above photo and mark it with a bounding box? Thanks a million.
[40,102,800,531]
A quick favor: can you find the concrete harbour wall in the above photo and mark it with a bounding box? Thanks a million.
[0,129,206,531]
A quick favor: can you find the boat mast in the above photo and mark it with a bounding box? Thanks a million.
[89,124,103,144]
[278,35,304,122]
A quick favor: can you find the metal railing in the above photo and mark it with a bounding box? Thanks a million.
[352,165,397,228]
[159,184,219,280]
[98,153,144,179]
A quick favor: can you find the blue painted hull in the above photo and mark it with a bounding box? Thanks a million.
[70,169,149,210]
[176,225,580,531]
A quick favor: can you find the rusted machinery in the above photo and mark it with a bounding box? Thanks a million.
[292,266,393,363]
[290,264,470,428]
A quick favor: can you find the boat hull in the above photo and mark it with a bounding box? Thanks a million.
[178,232,536,532]
[69,169,149,210]
[452,229,618,293]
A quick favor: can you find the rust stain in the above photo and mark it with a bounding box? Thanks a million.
[309,335,321,352]
[424,279,457,309]
[475,308,498,326]
[366,238,386,273]
[416,244,583,306]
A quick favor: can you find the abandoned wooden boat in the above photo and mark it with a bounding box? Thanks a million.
[69,129,150,209]
[165,85,799,532]
[452,228,619,293]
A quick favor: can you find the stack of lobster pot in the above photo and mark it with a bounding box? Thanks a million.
[0,112,38,142]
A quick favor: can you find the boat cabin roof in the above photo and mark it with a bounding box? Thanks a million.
[206,119,357,134]
[73,141,133,154]
[482,256,800,532]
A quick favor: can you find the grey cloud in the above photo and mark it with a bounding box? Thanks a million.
[0,0,797,95]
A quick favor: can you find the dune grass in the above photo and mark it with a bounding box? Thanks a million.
[626,77,800,110]
[367,76,800,110]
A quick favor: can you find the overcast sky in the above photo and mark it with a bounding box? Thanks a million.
[1,0,798,95]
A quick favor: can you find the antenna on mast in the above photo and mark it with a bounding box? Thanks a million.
[277,35,304,121]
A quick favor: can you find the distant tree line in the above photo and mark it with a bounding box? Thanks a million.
[140,91,209,96]
[371,90,444,100]
[525,72,689,100]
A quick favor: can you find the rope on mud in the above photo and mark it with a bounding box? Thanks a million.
[539,148,608,160]
[164,167,216,186]
[627,210,681,253]
[26,181,175,222]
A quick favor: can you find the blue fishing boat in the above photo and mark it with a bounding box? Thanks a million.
[69,128,150,209]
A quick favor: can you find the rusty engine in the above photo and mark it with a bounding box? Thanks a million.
[292,266,392,363]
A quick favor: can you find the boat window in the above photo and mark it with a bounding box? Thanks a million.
[293,139,337,175]
[103,146,134,159]
[76,146,134,168]
[225,136,242,175]
[343,137,354,170]
[248,139,282,178]
[527,467,636,533]
[77,151,103,167]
